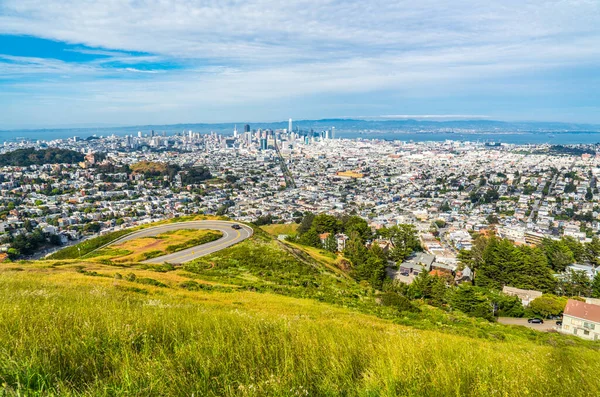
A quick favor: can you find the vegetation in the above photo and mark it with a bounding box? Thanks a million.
[81,229,222,263]
[47,229,133,259]
[1,260,600,396]
[529,294,568,318]
[0,147,84,166]
[457,234,598,295]
[290,212,422,289]
[260,223,299,236]
[130,161,211,184]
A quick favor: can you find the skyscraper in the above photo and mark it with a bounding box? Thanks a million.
[244,124,251,133]
[331,127,335,139]
[288,118,292,133]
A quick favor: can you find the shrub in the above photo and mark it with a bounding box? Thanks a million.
[379,292,420,313]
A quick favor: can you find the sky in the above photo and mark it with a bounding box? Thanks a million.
[0,0,599,129]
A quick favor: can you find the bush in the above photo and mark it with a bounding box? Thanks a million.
[136,278,168,288]
[48,229,133,260]
[379,292,420,313]
[529,294,568,318]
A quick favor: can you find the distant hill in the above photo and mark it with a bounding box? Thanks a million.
[0,147,84,166]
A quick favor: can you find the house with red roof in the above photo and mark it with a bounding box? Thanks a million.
[560,299,600,341]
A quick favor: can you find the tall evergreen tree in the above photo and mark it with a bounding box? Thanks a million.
[592,272,600,298]
[324,233,338,253]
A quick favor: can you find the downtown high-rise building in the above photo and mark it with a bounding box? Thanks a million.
[288,118,292,133]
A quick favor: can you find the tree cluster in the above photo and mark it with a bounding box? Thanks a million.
[0,148,85,166]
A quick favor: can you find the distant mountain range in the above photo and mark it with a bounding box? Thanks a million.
[1,119,600,141]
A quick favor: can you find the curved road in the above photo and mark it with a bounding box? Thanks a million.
[106,220,253,265]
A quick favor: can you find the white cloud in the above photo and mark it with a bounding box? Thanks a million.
[0,0,599,126]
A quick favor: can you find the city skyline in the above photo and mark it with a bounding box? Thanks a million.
[1,1,599,128]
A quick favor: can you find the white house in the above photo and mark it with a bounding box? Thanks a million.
[560,300,600,341]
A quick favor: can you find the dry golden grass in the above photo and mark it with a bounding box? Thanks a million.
[260,223,299,236]
[1,266,600,396]
[88,229,222,263]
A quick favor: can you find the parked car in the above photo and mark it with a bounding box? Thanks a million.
[231,224,241,230]
[528,318,544,324]
[556,320,563,326]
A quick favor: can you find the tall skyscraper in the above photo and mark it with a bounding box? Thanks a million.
[288,118,292,133]
[244,124,251,133]
[331,127,335,139]
[233,125,238,138]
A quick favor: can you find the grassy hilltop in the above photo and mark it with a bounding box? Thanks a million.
[1,227,600,396]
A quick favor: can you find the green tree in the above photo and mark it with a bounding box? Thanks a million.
[477,237,555,293]
[562,236,585,263]
[408,270,433,299]
[312,213,341,234]
[449,285,494,321]
[514,246,557,293]
[558,269,592,297]
[298,228,321,248]
[297,212,315,235]
[387,224,421,263]
[342,215,372,241]
[564,183,576,194]
[540,238,575,272]
[585,237,600,266]
[529,294,567,318]
[344,231,368,268]
[494,293,525,317]
[354,254,386,290]
[324,233,338,253]
[592,272,600,298]
[477,237,521,290]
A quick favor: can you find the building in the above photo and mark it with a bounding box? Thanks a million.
[288,118,293,133]
[399,252,435,276]
[502,286,543,307]
[560,300,600,340]
[454,266,473,283]
[524,231,545,245]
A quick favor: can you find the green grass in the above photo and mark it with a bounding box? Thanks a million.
[47,217,227,261]
[260,223,299,236]
[0,271,599,396]
[163,231,222,253]
[48,229,134,260]
[4,231,600,395]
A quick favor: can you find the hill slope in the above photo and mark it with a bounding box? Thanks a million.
[1,231,600,396]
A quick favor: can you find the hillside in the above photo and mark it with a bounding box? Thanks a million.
[1,230,600,395]
[0,147,84,166]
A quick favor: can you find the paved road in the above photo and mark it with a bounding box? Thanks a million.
[107,220,253,265]
[498,317,558,332]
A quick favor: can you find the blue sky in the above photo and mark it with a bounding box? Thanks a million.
[0,0,599,128]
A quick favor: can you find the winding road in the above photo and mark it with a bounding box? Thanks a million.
[106,220,253,264]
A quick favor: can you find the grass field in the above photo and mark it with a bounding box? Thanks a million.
[47,216,228,260]
[87,229,223,263]
[260,223,299,236]
[0,266,599,396]
[3,229,600,395]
